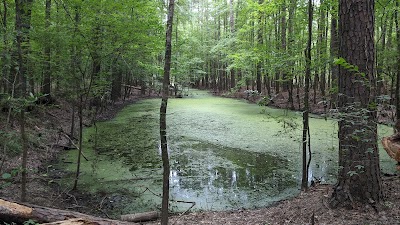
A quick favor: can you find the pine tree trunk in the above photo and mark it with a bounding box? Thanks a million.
[330,0,383,208]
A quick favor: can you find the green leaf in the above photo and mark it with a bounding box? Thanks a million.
[355,165,364,170]
[366,148,374,154]
[347,171,357,177]
[2,173,12,179]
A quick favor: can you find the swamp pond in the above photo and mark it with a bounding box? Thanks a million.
[59,89,396,216]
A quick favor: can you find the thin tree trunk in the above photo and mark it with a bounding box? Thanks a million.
[318,1,327,97]
[275,13,280,93]
[42,0,51,96]
[160,0,175,224]
[72,95,83,191]
[395,1,400,120]
[69,104,75,147]
[1,0,9,93]
[302,0,312,191]
[14,0,33,97]
[14,0,33,202]
[287,0,296,109]
[229,0,235,89]
[20,110,28,202]
[111,62,122,102]
[256,0,263,94]
[330,3,339,108]
[280,1,287,92]
[376,11,387,97]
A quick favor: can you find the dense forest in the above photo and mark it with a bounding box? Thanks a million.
[0,0,400,224]
[2,0,399,106]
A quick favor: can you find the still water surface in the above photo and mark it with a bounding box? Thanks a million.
[59,90,395,215]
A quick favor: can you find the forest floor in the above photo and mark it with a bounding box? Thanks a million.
[0,87,399,224]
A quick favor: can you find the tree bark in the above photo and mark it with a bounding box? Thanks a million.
[330,0,383,208]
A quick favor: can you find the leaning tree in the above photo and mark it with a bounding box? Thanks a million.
[330,0,383,208]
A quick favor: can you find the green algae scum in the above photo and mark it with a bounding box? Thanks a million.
[58,89,396,216]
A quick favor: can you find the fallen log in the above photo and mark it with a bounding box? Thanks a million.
[120,211,159,223]
[0,199,135,225]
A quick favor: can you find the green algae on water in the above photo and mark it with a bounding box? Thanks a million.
[58,89,398,216]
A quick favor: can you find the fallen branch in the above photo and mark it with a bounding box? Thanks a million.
[101,177,157,183]
[120,211,160,223]
[63,134,89,161]
[41,218,95,225]
[49,144,76,150]
[172,200,196,225]
[121,84,142,90]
